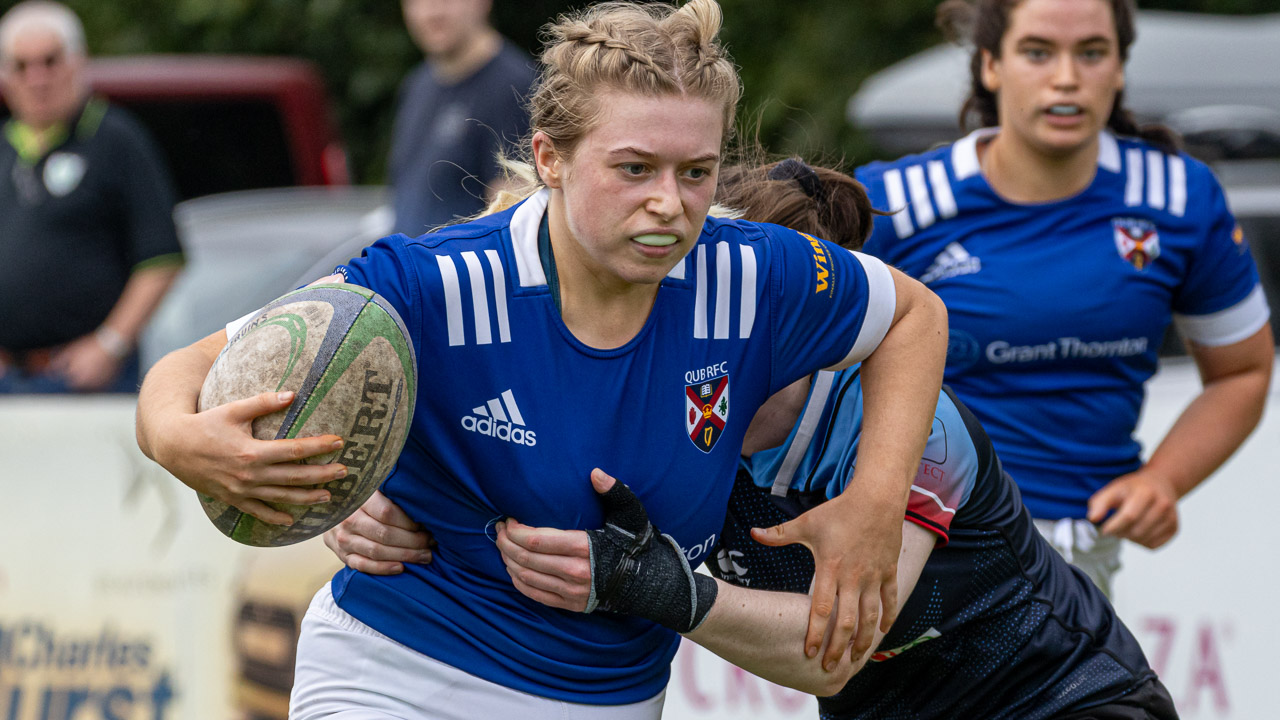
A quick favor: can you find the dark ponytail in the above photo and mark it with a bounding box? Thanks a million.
[717,158,882,251]
[935,0,1179,153]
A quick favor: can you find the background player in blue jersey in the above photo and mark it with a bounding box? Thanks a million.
[336,158,1180,718]
[134,2,950,717]
[855,0,1273,594]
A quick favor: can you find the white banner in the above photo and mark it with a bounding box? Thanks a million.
[1109,358,1280,719]
[0,363,1275,718]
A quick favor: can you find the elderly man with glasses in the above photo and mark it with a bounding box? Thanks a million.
[0,0,183,393]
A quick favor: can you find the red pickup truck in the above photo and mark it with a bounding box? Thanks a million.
[3,54,351,200]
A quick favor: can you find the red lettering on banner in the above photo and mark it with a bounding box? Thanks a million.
[768,682,810,711]
[726,665,765,711]
[1142,616,1176,677]
[1184,623,1230,714]
[677,639,714,711]
[672,638,813,715]
[1137,616,1234,715]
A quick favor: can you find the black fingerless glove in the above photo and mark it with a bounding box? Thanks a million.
[584,481,718,633]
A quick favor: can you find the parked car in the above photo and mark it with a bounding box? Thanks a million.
[1,54,350,200]
[139,186,391,369]
[847,11,1280,158]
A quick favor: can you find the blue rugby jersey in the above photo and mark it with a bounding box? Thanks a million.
[330,190,897,704]
[858,128,1270,519]
[717,370,1158,719]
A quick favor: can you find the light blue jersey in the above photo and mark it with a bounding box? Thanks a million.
[331,190,897,704]
[859,128,1270,519]
[716,371,1165,719]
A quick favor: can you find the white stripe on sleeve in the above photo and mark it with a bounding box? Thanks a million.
[905,164,937,230]
[225,309,257,340]
[927,160,958,219]
[714,242,732,340]
[1146,150,1166,210]
[910,485,958,515]
[739,244,757,339]
[694,245,708,339]
[828,251,896,369]
[771,371,836,497]
[1168,155,1187,217]
[1124,148,1144,207]
[484,249,511,343]
[436,255,466,346]
[461,251,492,345]
[884,169,914,239]
[1173,285,1271,347]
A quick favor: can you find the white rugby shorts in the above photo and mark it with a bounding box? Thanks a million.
[289,583,667,720]
[1033,517,1123,598]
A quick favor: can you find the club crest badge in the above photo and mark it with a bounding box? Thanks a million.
[43,152,86,197]
[685,374,729,453]
[1112,217,1160,270]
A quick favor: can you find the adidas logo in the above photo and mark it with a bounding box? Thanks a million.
[920,242,982,284]
[460,390,537,447]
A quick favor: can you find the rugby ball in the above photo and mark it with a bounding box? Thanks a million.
[197,283,417,547]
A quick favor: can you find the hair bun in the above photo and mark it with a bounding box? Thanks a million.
[768,158,823,201]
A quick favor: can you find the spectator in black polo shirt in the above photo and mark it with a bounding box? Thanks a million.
[0,0,184,393]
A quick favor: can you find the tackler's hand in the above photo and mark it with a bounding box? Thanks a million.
[752,491,901,671]
[325,490,436,575]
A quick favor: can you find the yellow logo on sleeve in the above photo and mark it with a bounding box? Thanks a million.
[799,232,831,295]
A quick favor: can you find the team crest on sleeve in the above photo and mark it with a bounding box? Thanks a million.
[685,368,730,453]
[1112,218,1160,270]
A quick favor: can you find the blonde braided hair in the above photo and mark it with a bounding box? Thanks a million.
[484,0,741,215]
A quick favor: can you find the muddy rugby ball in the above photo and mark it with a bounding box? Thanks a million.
[197,283,417,547]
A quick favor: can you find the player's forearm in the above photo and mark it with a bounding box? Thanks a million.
[101,263,182,344]
[135,331,224,461]
[687,523,936,697]
[855,274,947,505]
[1144,358,1272,498]
[686,580,863,697]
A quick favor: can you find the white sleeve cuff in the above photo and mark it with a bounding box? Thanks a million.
[1173,284,1271,347]
[225,309,260,340]
[827,251,896,370]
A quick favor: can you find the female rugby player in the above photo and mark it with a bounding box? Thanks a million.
[134,2,947,717]
[856,0,1272,594]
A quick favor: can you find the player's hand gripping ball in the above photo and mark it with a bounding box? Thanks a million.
[198,283,417,547]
